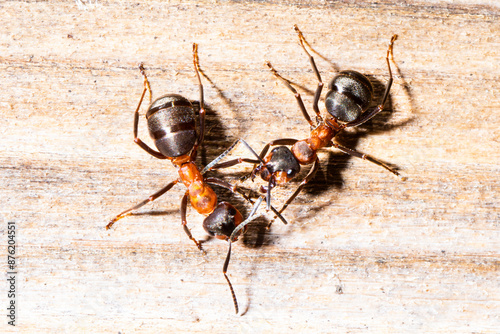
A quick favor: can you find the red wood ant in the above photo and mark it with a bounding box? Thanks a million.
[106,44,275,314]
[249,26,405,223]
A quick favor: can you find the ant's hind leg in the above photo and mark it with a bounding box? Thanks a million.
[106,180,179,230]
[345,35,398,128]
[139,63,153,104]
[191,43,206,158]
[133,64,167,159]
[331,142,404,179]
[294,25,324,119]
[266,61,315,127]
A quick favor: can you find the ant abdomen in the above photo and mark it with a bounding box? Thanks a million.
[325,70,374,123]
[146,94,197,157]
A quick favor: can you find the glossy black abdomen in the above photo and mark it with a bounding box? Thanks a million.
[325,70,373,123]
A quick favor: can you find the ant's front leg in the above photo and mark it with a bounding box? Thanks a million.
[269,157,319,228]
[243,138,299,182]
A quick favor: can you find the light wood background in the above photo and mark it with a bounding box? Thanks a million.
[1,0,499,332]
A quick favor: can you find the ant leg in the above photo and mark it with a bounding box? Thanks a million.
[204,177,238,191]
[201,139,265,174]
[258,138,300,161]
[265,175,276,210]
[266,61,315,127]
[134,64,167,160]
[106,179,179,230]
[205,177,288,225]
[222,242,239,314]
[204,138,267,173]
[208,158,261,171]
[378,35,397,109]
[180,192,203,250]
[269,157,320,227]
[331,142,405,179]
[140,63,153,104]
[191,43,206,160]
[346,35,398,128]
[223,196,265,314]
[294,25,324,119]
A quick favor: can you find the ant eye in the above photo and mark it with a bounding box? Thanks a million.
[287,169,294,176]
[228,207,237,216]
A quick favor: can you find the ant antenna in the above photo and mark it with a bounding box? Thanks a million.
[230,196,264,242]
[223,242,238,314]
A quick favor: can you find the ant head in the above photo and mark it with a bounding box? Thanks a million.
[203,202,243,241]
[260,146,301,184]
[325,71,373,123]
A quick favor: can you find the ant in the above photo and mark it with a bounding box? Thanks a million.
[248,26,404,223]
[106,44,278,314]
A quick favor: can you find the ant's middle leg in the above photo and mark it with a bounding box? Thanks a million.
[106,179,179,230]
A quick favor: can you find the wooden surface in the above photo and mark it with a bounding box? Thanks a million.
[1,0,499,332]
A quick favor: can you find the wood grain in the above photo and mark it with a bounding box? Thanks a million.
[1,0,499,332]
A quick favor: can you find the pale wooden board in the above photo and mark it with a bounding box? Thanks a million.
[1,0,499,332]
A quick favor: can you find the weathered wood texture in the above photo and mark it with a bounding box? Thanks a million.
[1,0,499,332]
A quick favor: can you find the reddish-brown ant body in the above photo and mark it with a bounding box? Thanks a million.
[250,26,404,222]
[106,44,274,314]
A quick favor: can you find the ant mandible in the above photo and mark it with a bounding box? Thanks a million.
[251,25,404,223]
[106,44,275,314]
